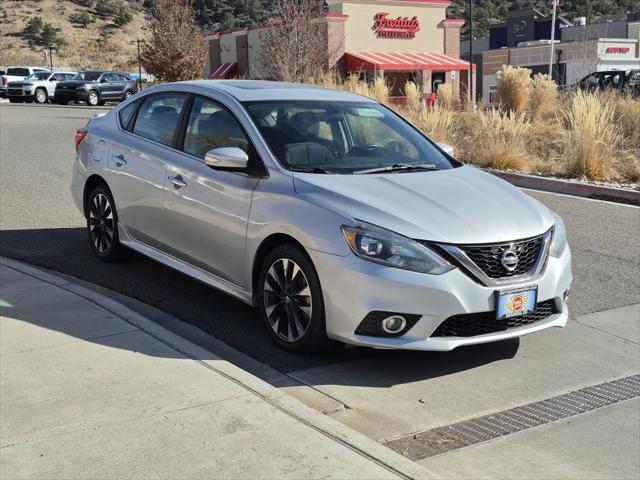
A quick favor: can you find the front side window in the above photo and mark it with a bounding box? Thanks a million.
[244,101,456,174]
[73,71,102,82]
[132,94,186,147]
[183,96,249,159]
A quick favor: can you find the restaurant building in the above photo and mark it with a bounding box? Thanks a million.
[204,0,475,102]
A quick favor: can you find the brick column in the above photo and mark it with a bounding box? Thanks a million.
[325,13,348,74]
[234,30,249,78]
[209,35,221,76]
[440,19,465,102]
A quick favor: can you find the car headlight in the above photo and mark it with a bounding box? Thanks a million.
[549,213,568,258]
[341,221,453,275]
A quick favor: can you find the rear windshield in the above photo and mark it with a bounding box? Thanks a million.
[7,68,30,77]
[73,72,102,81]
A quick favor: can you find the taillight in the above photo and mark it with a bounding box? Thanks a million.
[1,76,7,87]
[75,128,88,151]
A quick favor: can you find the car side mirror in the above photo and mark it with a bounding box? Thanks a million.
[205,147,249,171]
[436,142,455,157]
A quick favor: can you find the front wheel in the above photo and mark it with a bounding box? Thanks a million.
[257,245,333,353]
[124,90,134,100]
[86,184,127,262]
[34,88,47,104]
[86,90,99,106]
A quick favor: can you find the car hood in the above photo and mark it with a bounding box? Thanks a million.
[292,165,555,244]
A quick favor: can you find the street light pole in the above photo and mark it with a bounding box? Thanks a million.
[48,45,54,70]
[469,0,474,104]
[548,0,558,78]
[136,39,143,90]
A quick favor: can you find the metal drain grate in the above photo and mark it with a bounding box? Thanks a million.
[385,374,640,461]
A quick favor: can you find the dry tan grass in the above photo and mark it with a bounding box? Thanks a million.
[404,81,422,114]
[436,82,453,109]
[530,73,559,122]
[496,65,531,113]
[564,91,621,180]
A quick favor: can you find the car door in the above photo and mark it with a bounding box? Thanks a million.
[48,73,65,96]
[107,92,188,249]
[162,95,261,287]
[98,73,117,99]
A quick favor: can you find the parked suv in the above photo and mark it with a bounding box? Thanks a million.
[71,81,572,353]
[1,66,49,98]
[7,70,76,104]
[54,71,137,106]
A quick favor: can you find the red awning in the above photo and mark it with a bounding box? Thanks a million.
[346,52,476,72]
[209,62,237,79]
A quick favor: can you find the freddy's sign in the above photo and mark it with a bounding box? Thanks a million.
[606,47,630,54]
[373,12,420,39]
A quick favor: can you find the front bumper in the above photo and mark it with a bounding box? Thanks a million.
[308,245,572,351]
[7,88,35,98]
[54,89,88,102]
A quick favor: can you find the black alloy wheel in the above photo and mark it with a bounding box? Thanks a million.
[258,245,333,353]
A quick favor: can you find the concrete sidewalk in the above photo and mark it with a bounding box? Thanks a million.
[0,259,434,480]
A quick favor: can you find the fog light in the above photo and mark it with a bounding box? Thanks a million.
[382,315,407,334]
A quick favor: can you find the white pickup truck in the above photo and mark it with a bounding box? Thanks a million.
[1,66,50,99]
[7,70,77,104]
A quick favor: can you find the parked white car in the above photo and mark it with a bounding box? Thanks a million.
[1,66,49,99]
[7,70,77,104]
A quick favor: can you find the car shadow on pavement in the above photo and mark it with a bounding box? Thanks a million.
[0,227,520,387]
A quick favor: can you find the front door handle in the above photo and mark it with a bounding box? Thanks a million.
[168,175,187,189]
[112,154,127,167]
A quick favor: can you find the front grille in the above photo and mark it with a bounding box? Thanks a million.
[459,235,544,279]
[431,299,557,337]
[7,89,23,95]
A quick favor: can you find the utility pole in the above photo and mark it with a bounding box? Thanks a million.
[48,45,54,70]
[137,39,143,91]
[548,0,558,78]
[469,0,474,104]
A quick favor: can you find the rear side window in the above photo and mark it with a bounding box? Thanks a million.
[7,68,29,77]
[132,94,187,147]
[119,99,142,130]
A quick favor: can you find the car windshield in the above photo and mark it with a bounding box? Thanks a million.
[26,72,51,81]
[73,72,102,81]
[244,101,456,174]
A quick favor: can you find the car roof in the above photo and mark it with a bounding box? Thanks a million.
[174,80,377,103]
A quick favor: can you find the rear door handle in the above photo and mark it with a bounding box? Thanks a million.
[168,175,187,189]
[111,154,127,167]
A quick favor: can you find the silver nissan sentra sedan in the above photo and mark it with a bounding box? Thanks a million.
[71,80,572,353]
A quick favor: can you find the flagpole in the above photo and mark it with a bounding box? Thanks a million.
[548,0,558,78]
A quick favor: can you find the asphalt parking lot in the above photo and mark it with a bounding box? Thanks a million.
[1,103,639,478]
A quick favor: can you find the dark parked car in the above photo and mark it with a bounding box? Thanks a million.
[54,71,137,106]
[576,70,640,96]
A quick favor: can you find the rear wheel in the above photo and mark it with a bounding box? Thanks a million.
[124,90,134,100]
[87,90,99,106]
[257,244,333,353]
[34,88,47,104]
[86,184,127,262]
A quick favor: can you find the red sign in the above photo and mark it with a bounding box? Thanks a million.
[606,47,630,54]
[373,13,420,39]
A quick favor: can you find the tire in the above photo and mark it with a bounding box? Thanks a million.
[87,90,99,106]
[34,88,47,104]
[257,244,333,353]
[124,90,134,100]
[85,184,127,262]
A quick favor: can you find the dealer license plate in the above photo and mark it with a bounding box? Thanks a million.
[495,286,538,319]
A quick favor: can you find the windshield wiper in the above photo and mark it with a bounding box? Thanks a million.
[353,163,438,175]
[289,167,336,174]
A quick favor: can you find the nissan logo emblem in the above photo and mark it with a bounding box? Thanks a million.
[501,248,519,272]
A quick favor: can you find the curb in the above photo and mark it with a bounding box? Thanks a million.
[0,256,438,480]
[487,170,640,206]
